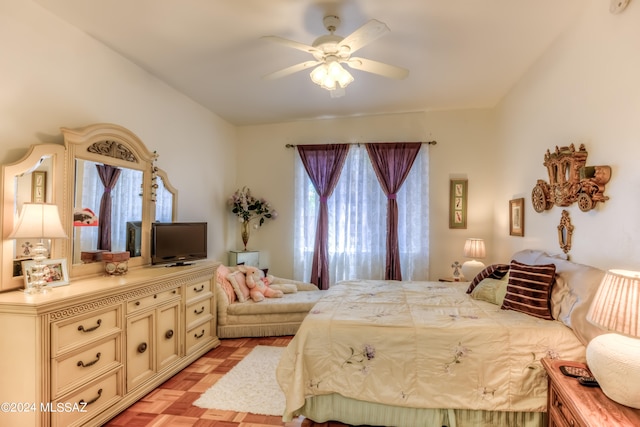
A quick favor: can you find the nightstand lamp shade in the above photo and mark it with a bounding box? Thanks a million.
[586,269,640,409]
[461,238,486,281]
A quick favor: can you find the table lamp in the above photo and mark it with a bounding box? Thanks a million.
[586,269,640,409]
[461,238,486,280]
[9,203,68,294]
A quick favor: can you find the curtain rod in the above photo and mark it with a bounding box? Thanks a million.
[285,141,437,148]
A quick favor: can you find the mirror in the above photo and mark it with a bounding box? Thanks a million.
[557,209,573,255]
[1,123,177,289]
[62,123,156,278]
[155,168,177,223]
[72,159,144,264]
[1,144,66,292]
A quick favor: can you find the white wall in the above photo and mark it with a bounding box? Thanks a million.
[236,110,498,279]
[0,0,237,264]
[493,0,640,271]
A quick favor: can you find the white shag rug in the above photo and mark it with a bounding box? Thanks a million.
[193,345,286,416]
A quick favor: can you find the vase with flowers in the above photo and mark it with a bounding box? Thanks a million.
[228,187,277,250]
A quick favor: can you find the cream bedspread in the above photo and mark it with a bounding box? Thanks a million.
[277,280,586,421]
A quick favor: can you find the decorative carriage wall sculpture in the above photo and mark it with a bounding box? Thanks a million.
[532,144,611,213]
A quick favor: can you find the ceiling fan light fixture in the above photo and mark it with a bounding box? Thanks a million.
[310,61,353,92]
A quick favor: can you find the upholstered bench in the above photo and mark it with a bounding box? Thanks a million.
[215,265,325,338]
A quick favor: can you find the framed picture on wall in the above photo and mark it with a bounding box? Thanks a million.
[449,179,468,229]
[32,171,46,203]
[509,198,525,236]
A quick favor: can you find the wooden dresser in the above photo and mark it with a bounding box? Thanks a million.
[0,261,220,427]
[542,358,640,427]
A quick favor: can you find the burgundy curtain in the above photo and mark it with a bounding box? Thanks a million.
[96,164,122,251]
[365,143,422,281]
[297,144,350,290]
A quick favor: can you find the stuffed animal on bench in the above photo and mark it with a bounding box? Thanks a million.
[241,265,284,302]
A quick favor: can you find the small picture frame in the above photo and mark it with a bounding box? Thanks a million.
[32,171,46,203]
[509,198,525,236]
[21,258,69,288]
[449,179,468,229]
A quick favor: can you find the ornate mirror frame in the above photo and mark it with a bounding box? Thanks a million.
[557,209,574,255]
[62,123,158,278]
[0,123,177,290]
[1,144,67,292]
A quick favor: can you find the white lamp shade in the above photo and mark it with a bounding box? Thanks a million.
[586,269,640,409]
[586,269,639,338]
[463,238,486,259]
[461,238,486,280]
[9,203,67,239]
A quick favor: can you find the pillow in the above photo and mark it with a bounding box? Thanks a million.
[227,271,251,303]
[470,277,508,306]
[466,264,510,294]
[216,265,236,304]
[501,260,555,320]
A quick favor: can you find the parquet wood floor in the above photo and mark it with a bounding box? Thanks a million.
[103,336,352,427]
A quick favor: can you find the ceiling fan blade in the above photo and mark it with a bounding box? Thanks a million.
[339,19,390,54]
[263,60,321,80]
[261,35,322,55]
[346,57,409,80]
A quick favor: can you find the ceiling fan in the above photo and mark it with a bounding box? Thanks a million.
[262,15,409,97]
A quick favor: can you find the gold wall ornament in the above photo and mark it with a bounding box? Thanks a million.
[532,143,611,213]
[557,210,574,255]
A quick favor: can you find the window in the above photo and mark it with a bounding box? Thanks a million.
[294,145,429,286]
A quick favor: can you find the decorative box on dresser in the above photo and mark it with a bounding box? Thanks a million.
[542,358,640,427]
[0,261,220,427]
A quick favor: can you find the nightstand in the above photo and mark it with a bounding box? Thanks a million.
[228,250,259,267]
[542,358,640,427]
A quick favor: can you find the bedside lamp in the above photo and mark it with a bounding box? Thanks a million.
[586,269,640,409]
[461,238,486,281]
[9,203,67,294]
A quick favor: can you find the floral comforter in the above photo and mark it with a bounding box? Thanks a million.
[276,280,585,420]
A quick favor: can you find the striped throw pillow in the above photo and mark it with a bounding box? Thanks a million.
[466,263,510,294]
[501,260,556,320]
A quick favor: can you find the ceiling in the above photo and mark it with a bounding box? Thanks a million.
[34,0,585,126]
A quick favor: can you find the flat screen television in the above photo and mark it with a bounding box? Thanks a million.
[151,222,207,266]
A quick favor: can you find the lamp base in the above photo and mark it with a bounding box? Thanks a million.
[461,260,485,281]
[586,333,640,409]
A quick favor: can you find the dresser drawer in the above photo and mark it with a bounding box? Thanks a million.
[185,280,211,300]
[186,320,214,355]
[127,287,180,314]
[51,334,122,398]
[186,298,212,328]
[51,367,123,427]
[51,306,121,356]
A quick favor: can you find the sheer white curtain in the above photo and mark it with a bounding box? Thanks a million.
[294,145,429,286]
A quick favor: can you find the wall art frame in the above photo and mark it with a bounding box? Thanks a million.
[31,170,46,203]
[509,198,525,236]
[449,179,468,229]
[22,258,69,288]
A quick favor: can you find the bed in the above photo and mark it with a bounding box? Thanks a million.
[276,250,607,427]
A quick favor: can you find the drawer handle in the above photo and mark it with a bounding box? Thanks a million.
[165,329,174,339]
[135,301,141,306]
[194,329,205,339]
[154,294,158,299]
[137,342,148,353]
[194,306,205,315]
[79,388,102,406]
[172,290,177,294]
[77,352,101,368]
[77,319,102,333]
[193,284,205,293]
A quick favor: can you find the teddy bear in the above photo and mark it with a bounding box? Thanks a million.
[241,265,283,302]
